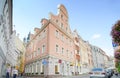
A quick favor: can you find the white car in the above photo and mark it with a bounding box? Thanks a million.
[89,68,108,78]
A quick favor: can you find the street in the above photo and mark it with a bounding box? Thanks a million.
[62,74,120,78]
[15,74,120,78]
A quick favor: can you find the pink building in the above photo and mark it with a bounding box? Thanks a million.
[25,4,76,77]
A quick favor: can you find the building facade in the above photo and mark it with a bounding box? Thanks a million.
[107,56,115,69]
[25,4,75,77]
[25,4,109,77]
[85,42,93,71]
[7,30,18,66]
[14,32,26,74]
[91,45,108,68]
[91,45,98,68]
[73,30,81,74]
[0,0,12,77]
[73,30,93,74]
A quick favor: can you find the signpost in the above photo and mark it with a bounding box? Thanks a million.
[42,59,48,65]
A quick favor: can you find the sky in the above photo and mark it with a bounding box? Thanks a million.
[13,0,120,56]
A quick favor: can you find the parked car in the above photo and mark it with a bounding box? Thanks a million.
[89,68,108,78]
[105,69,113,78]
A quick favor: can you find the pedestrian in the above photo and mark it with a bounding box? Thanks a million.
[12,66,18,78]
[114,70,118,76]
[6,66,11,78]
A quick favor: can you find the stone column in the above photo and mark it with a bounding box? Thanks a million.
[47,57,54,75]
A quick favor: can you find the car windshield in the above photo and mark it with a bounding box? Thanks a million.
[92,68,103,71]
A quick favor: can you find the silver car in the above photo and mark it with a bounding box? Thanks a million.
[105,68,113,78]
[89,68,108,78]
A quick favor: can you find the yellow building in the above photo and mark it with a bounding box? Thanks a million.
[73,30,93,74]
[15,32,26,74]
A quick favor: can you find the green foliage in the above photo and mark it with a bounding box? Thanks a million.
[115,61,120,73]
[111,20,120,45]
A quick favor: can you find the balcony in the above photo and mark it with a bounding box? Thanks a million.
[76,54,80,60]
[74,41,79,46]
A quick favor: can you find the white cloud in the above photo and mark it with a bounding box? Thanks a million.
[91,34,101,39]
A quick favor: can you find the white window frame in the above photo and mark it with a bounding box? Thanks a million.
[55,30,59,38]
[56,44,59,52]
[38,48,40,54]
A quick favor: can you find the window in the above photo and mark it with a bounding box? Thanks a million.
[70,40,72,46]
[66,27,68,32]
[62,48,64,53]
[61,15,63,19]
[61,34,64,41]
[35,62,39,73]
[42,30,46,38]
[56,45,59,52]
[66,38,68,44]
[34,51,36,57]
[61,23,63,29]
[31,54,32,59]
[42,45,45,53]
[56,20,58,23]
[77,51,79,54]
[71,52,73,58]
[38,48,40,54]
[55,30,59,38]
[66,19,68,22]
[1,29,3,33]
[67,50,68,57]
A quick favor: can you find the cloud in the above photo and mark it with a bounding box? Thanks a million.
[91,34,101,39]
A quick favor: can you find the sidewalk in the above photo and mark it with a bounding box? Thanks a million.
[112,74,120,78]
[65,73,89,78]
[4,73,89,78]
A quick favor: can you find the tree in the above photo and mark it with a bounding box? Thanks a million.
[111,20,120,73]
[111,20,120,45]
